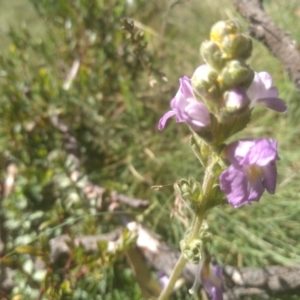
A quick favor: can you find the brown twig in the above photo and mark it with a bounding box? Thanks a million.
[50,115,149,209]
[232,0,300,93]
[40,220,300,299]
[120,216,300,299]
[1,216,300,298]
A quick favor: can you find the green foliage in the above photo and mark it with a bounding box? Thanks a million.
[0,0,300,299]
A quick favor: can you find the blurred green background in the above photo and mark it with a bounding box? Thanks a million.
[0,0,300,299]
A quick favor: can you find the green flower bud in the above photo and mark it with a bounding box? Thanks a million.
[190,134,210,167]
[200,40,225,71]
[219,60,254,90]
[210,19,241,43]
[221,33,253,60]
[174,178,203,213]
[191,65,221,106]
[180,238,202,264]
[199,221,212,243]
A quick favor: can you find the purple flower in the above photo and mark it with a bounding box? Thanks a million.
[158,76,210,131]
[201,264,224,300]
[246,72,287,112]
[157,270,169,288]
[220,138,279,207]
[190,258,224,300]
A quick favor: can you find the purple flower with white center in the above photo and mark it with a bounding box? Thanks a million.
[158,76,211,131]
[190,257,224,300]
[246,72,287,112]
[220,138,279,208]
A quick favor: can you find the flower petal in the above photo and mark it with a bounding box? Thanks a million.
[221,138,279,207]
[159,73,211,131]
[258,71,273,89]
[246,72,278,101]
[220,166,250,207]
[200,263,224,300]
[256,97,287,113]
[158,110,177,130]
[247,173,265,202]
[262,162,277,194]
[180,76,194,98]
[224,139,255,166]
[157,271,169,288]
[171,77,194,111]
[246,71,287,113]
[184,102,211,130]
[246,72,267,100]
[241,139,278,166]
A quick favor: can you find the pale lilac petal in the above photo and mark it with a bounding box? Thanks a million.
[180,76,194,98]
[247,72,276,100]
[157,271,169,288]
[258,71,273,89]
[170,77,194,111]
[221,138,279,207]
[256,97,287,113]
[246,72,287,113]
[214,265,223,278]
[200,263,224,300]
[170,79,193,116]
[241,139,278,166]
[246,72,266,100]
[158,110,177,130]
[247,174,265,201]
[220,165,265,207]
[185,102,211,130]
[263,86,278,98]
[224,140,255,166]
[220,166,249,207]
[225,87,249,111]
[211,286,224,300]
[159,74,211,131]
[262,163,277,194]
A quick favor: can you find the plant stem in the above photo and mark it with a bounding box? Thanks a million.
[157,254,187,300]
[157,212,205,300]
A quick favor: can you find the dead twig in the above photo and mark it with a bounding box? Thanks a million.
[232,0,300,93]
[50,115,149,209]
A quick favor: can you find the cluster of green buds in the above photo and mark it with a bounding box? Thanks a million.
[192,20,253,125]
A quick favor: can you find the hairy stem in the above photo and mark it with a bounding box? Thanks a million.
[157,212,205,300]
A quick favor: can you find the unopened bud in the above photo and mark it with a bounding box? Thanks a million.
[191,65,221,105]
[174,179,191,200]
[200,40,224,71]
[219,60,254,90]
[222,33,252,60]
[180,238,202,264]
[210,19,241,43]
[174,178,203,212]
